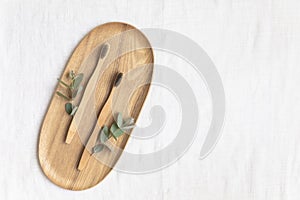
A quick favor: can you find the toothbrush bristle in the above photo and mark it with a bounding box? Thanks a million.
[100,43,110,59]
[114,73,123,87]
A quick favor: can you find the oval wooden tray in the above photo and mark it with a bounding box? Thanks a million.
[38,22,153,190]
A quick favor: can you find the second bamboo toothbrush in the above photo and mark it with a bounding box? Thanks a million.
[77,72,123,171]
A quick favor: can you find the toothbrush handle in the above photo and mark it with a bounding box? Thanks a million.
[65,49,108,144]
[77,94,113,171]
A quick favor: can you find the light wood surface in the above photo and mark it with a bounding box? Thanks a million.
[38,22,154,190]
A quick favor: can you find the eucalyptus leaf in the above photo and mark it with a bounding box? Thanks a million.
[70,106,78,116]
[110,122,118,133]
[112,128,124,138]
[117,112,123,127]
[72,73,84,90]
[65,103,73,114]
[72,85,83,99]
[57,78,70,88]
[56,91,71,100]
[103,125,109,137]
[93,144,104,154]
[99,126,109,143]
[100,132,108,143]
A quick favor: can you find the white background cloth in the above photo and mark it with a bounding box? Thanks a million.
[1,0,300,199]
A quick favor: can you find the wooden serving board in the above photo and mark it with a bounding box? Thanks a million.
[38,22,153,190]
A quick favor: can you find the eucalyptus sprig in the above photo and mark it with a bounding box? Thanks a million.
[111,112,135,140]
[93,112,135,154]
[56,70,84,116]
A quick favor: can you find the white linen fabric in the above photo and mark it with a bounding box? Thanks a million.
[1,0,300,199]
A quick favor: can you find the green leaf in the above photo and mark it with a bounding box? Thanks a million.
[72,85,83,99]
[112,128,124,138]
[99,126,109,143]
[103,125,109,137]
[65,103,73,114]
[71,73,84,90]
[57,78,70,88]
[56,91,71,100]
[117,112,123,127]
[93,144,104,154]
[100,132,108,143]
[110,122,118,133]
[70,106,78,116]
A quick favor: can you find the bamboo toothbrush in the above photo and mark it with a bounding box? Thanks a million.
[77,72,123,171]
[65,43,110,144]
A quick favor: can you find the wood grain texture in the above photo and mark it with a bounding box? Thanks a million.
[38,22,154,190]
